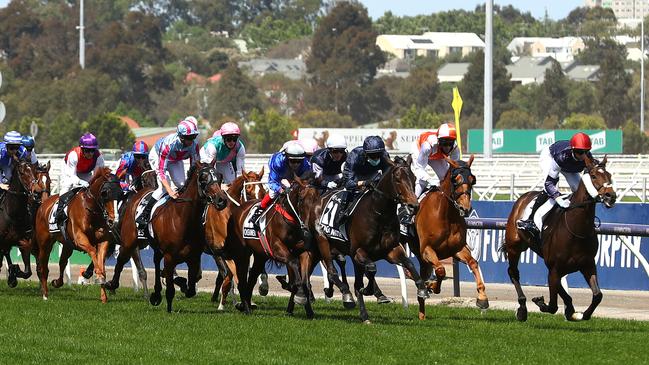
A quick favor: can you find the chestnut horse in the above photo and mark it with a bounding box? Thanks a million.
[144,163,227,312]
[403,156,489,320]
[503,155,616,321]
[34,167,122,302]
[313,156,429,322]
[0,159,47,287]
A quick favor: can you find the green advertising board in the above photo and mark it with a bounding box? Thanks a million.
[467,129,623,154]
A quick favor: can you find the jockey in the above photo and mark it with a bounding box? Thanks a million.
[311,134,347,190]
[199,121,245,184]
[517,132,595,242]
[337,136,391,224]
[411,123,460,197]
[137,118,200,228]
[56,133,105,224]
[281,138,319,160]
[21,135,38,164]
[249,142,311,228]
[116,141,150,191]
[0,131,26,188]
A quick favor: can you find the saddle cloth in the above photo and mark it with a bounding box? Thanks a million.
[318,190,367,242]
[133,192,169,239]
[48,202,67,233]
[399,189,430,237]
[242,203,269,240]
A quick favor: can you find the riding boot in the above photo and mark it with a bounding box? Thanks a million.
[335,191,355,227]
[136,197,157,234]
[516,193,548,244]
[249,207,265,231]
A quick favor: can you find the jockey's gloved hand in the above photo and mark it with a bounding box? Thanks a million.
[326,181,338,189]
[78,180,90,188]
[555,195,570,208]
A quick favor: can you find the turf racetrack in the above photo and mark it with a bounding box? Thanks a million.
[1,283,647,364]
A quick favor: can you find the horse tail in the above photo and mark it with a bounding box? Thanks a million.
[497,239,507,253]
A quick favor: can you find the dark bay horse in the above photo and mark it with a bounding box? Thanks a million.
[313,155,429,322]
[144,163,227,312]
[0,158,47,287]
[34,167,122,302]
[503,155,616,321]
[402,155,489,320]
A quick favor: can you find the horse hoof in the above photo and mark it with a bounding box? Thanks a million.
[377,295,394,304]
[516,307,528,322]
[363,320,372,325]
[217,304,225,311]
[294,294,307,306]
[259,273,269,296]
[416,289,429,299]
[476,299,490,310]
[568,312,584,321]
[185,288,197,298]
[250,302,258,310]
[7,270,18,288]
[418,312,426,321]
[359,286,374,296]
[173,277,188,294]
[531,296,545,308]
[342,293,356,309]
[276,275,290,291]
[149,292,162,306]
[51,279,63,288]
[104,280,119,291]
[42,295,48,301]
[324,288,334,298]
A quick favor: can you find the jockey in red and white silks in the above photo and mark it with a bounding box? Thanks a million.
[59,133,105,194]
[411,123,460,197]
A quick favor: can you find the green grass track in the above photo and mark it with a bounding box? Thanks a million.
[1,283,647,364]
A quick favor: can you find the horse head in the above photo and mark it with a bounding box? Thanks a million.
[11,157,46,204]
[196,163,228,210]
[32,161,51,203]
[89,167,122,228]
[443,155,476,217]
[380,155,419,214]
[242,166,264,201]
[583,155,616,208]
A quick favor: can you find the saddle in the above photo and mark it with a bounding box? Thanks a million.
[55,187,84,245]
[319,190,366,242]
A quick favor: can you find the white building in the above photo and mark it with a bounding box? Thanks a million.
[376,32,484,61]
[586,0,649,20]
[507,37,586,63]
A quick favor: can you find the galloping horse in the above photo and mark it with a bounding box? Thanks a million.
[224,172,334,317]
[402,156,489,320]
[313,156,429,322]
[206,169,265,309]
[142,163,227,312]
[0,158,47,287]
[503,155,616,321]
[34,167,122,302]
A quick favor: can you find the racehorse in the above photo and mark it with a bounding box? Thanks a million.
[503,155,616,321]
[223,171,337,318]
[34,167,122,302]
[313,155,429,322]
[0,159,47,287]
[402,155,489,320]
[207,169,265,310]
[138,163,227,312]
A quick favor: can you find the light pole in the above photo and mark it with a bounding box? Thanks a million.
[642,0,645,132]
[484,0,493,158]
[76,0,85,69]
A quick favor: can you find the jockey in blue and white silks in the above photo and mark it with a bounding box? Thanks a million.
[116,141,150,191]
[0,131,26,186]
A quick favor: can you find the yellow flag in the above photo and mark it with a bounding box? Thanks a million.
[451,87,463,158]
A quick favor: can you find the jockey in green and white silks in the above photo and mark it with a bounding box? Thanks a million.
[199,122,245,184]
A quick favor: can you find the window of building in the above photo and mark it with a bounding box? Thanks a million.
[449,46,462,55]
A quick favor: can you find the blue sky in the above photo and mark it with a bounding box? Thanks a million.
[0,0,582,20]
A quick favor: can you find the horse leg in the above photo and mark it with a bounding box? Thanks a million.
[4,251,19,288]
[149,247,163,306]
[352,259,370,323]
[51,244,73,289]
[557,280,577,321]
[15,241,32,279]
[455,245,489,309]
[246,255,266,310]
[532,268,560,314]
[316,235,353,307]
[506,249,528,321]
[421,246,445,294]
[105,242,135,293]
[78,236,108,303]
[579,263,602,321]
[37,238,55,300]
[417,261,433,320]
[162,254,176,313]
[130,248,148,297]
[184,252,201,299]
[234,253,251,314]
[353,249,378,297]
[298,251,315,319]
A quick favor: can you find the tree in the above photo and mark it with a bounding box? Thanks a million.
[509,84,542,118]
[459,50,512,121]
[82,113,136,151]
[397,64,440,111]
[295,110,355,128]
[306,2,387,122]
[248,109,296,153]
[208,62,262,119]
[566,80,596,115]
[43,113,81,153]
[399,105,449,129]
[622,120,649,154]
[561,113,606,129]
[595,39,632,128]
[539,60,568,120]
[240,16,312,50]
[496,110,536,129]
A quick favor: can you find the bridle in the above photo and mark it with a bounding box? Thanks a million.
[197,166,226,210]
[84,174,122,234]
[440,163,476,216]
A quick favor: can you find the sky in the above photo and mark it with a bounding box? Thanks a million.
[0,0,584,20]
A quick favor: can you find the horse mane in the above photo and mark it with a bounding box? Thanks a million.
[89,167,112,184]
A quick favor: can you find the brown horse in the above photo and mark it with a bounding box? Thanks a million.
[0,158,47,287]
[207,168,265,309]
[312,155,429,322]
[403,156,489,320]
[145,163,227,312]
[503,155,616,321]
[34,167,122,302]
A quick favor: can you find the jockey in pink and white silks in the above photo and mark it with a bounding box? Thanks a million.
[411,123,460,197]
[199,122,245,184]
[517,132,596,244]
